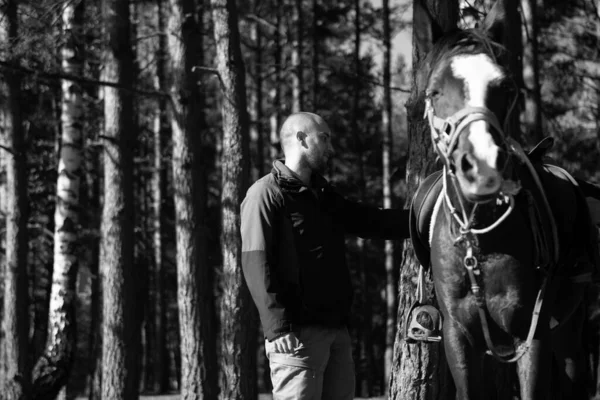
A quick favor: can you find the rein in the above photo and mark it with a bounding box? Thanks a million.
[425,98,559,363]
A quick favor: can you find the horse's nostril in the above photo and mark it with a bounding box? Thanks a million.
[461,154,473,173]
[486,176,499,189]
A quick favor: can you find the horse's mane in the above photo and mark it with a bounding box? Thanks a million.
[427,29,506,67]
[409,29,509,119]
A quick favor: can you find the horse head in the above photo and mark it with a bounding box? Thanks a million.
[417,8,518,204]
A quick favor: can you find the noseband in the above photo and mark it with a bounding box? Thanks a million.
[423,96,518,237]
[424,97,506,170]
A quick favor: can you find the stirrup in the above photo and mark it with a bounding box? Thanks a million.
[404,265,443,343]
[405,302,443,343]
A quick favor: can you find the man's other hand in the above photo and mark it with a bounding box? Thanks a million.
[272,332,301,353]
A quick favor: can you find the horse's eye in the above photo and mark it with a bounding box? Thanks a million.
[426,89,440,99]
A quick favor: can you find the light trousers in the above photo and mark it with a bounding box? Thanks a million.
[266,325,355,400]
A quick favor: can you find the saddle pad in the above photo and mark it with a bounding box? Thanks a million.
[409,171,443,270]
[531,164,599,281]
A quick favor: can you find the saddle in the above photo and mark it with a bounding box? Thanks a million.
[409,137,600,284]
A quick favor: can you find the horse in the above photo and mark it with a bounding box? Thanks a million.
[407,2,599,399]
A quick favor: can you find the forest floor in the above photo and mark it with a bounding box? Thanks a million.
[76,394,385,399]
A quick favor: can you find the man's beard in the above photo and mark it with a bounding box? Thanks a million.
[308,154,329,174]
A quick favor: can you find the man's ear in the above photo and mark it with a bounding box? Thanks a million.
[480,0,510,43]
[296,131,307,147]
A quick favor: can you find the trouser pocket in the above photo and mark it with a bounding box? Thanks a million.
[268,352,319,400]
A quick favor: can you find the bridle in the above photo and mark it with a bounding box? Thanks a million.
[423,95,519,238]
[424,91,558,363]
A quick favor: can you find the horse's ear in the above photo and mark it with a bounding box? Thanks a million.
[413,0,450,57]
[480,0,509,42]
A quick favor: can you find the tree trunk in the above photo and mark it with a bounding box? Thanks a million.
[211,0,255,398]
[168,0,218,399]
[521,0,542,143]
[0,89,5,392]
[148,0,169,394]
[389,1,458,399]
[1,0,31,398]
[382,0,396,391]
[500,0,523,141]
[31,1,85,398]
[100,0,138,397]
[352,1,373,396]
[291,0,304,113]
[250,0,265,180]
[86,147,101,400]
[269,0,283,161]
[312,0,319,111]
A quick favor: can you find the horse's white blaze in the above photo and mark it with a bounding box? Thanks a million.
[451,54,503,107]
[451,54,504,195]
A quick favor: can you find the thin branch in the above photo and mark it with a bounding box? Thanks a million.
[245,13,277,32]
[0,144,14,155]
[0,60,170,98]
[192,66,219,75]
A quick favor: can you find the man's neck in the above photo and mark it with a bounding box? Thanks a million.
[284,158,312,186]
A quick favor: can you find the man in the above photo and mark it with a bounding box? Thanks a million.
[240,112,410,399]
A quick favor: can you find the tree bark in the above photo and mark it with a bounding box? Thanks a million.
[1,0,31,398]
[389,1,458,399]
[312,0,319,111]
[500,0,523,141]
[168,0,218,398]
[521,0,542,143]
[351,1,373,396]
[99,0,138,397]
[250,0,265,180]
[382,0,396,391]
[269,0,283,161]
[291,0,304,113]
[86,148,102,400]
[148,0,169,393]
[211,0,255,398]
[31,1,85,398]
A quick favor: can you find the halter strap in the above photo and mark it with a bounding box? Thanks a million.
[424,99,504,167]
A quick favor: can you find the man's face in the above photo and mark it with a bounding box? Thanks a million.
[304,128,333,174]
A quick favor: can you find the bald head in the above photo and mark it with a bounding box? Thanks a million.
[280,112,329,155]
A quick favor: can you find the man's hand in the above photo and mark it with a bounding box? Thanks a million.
[271,332,301,354]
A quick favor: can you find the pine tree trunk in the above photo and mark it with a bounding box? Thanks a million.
[149,0,169,393]
[389,1,458,399]
[168,0,217,398]
[31,1,85,398]
[100,0,138,397]
[382,0,396,391]
[0,96,5,392]
[501,0,522,141]
[291,0,304,113]
[312,0,319,111]
[521,0,543,143]
[86,148,101,400]
[352,1,373,396]
[269,0,283,161]
[0,101,5,392]
[211,0,255,398]
[1,0,30,398]
[250,0,265,180]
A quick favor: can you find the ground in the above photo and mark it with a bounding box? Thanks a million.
[77,394,384,399]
